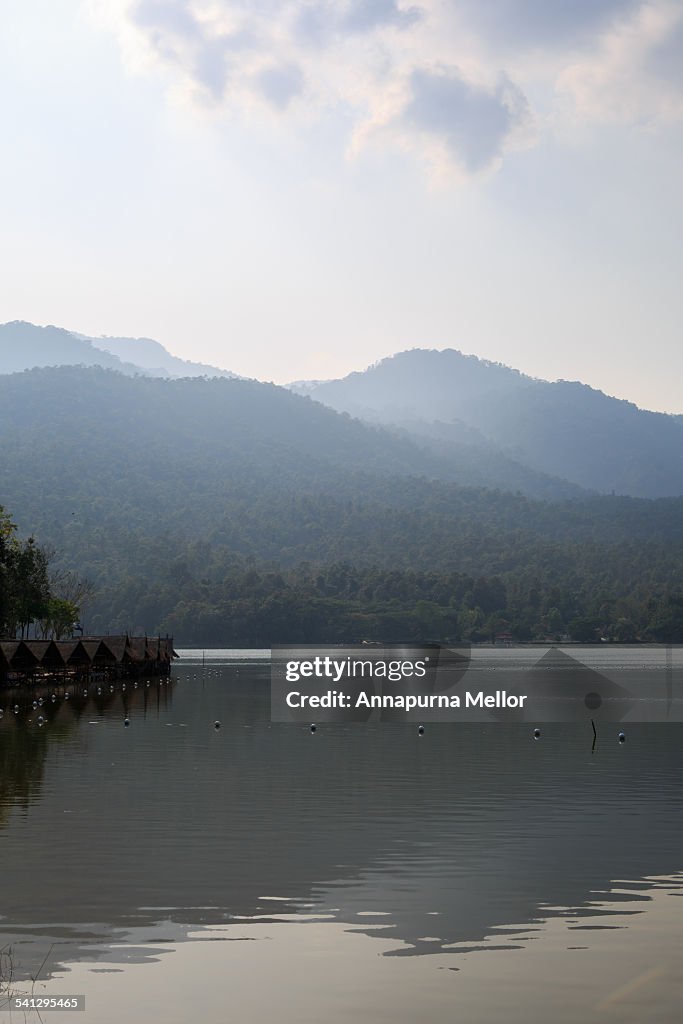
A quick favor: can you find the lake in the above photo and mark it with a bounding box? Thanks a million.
[1,651,682,1022]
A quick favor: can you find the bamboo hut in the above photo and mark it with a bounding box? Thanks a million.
[0,636,177,686]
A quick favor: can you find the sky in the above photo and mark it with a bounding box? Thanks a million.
[1,0,682,412]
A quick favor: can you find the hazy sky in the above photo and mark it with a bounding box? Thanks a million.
[1,1,682,411]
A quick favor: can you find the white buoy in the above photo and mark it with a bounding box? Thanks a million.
[124,718,130,727]
[618,731,626,743]
[418,725,425,735]
[214,720,221,730]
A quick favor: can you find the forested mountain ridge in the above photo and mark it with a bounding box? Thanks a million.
[0,365,682,643]
[294,349,683,498]
[0,364,585,500]
[0,321,232,379]
[91,333,235,378]
[7,324,682,498]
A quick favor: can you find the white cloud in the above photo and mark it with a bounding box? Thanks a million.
[557,2,683,124]
[88,0,683,178]
[351,66,534,180]
[452,0,645,51]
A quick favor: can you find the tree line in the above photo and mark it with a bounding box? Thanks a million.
[85,544,683,646]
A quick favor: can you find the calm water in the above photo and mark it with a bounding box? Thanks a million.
[1,652,682,1022]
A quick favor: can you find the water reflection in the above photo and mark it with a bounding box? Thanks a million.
[31,875,683,1024]
[0,708,78,826]
[0,658,682,1006]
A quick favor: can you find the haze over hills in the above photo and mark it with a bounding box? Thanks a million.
[1,325,682,645]
[0,321,233,379]
[0,323,583,501]
[0,364,682,642]
[92,334,235,379]
[0,365,587,530]
[4,322,682,500]
[292,349,683,499]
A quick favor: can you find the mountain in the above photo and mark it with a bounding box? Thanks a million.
[0,365,584,522]
[91,334,234,378]
[9,324,681,499]
[0,321,232,379]
[289,349,523,419]
[0,325,584,501]
[0,322,142,375]
[1,365,683,642]
[292,349,683,499]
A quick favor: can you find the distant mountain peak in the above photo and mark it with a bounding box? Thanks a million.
[0,321,235,380]
[92,334,235,378]
[291,345,683,498]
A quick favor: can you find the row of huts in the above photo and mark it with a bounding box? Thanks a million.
[0,635,177,684]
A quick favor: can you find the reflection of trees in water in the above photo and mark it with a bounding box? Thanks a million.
[0,679,174,827]
[0,721,71,827]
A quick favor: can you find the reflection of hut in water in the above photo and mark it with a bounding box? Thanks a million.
[0,636,177,686]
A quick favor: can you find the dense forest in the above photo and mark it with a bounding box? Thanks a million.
[4,501,682,644]
[0,365,681,645]
[86,539,683,645]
